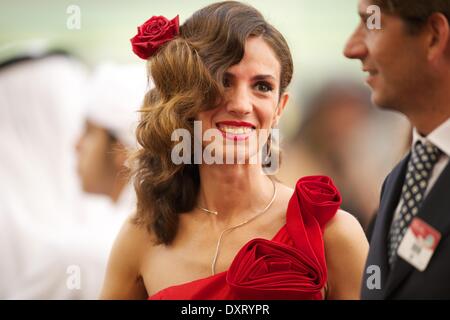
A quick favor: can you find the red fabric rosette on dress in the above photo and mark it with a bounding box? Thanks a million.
[149,176,342,300]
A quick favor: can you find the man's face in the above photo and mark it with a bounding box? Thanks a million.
[344,0,429,113]
[75,120,115,195]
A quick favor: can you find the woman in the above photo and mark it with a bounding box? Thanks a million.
[100,1,369,300]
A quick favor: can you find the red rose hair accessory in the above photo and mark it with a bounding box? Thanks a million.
[130,15,180,60]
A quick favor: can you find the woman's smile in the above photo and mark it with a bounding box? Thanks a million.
[216,120,256,141]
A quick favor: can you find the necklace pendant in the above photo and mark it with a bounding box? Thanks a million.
[199,207,219,215]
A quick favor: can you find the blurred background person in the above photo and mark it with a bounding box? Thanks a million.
[76,63,149,226]
[0,48,95,298]
[0,47,148,299]
[72,63,149,298]
[278,79,411,231]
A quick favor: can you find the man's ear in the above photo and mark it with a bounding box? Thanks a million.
[273,92,289,126]
[426,12,450,62]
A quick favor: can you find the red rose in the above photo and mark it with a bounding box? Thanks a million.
[227,238,325,300]
[295,176,342,231]
[130,15,179,60]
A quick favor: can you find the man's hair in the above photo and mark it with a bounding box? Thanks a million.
[373,0,450,33]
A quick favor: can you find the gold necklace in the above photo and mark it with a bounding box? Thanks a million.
[198,179,277,275]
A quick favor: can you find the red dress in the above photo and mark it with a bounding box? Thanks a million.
[149,176,342,300]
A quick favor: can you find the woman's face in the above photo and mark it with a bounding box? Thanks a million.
[196,36,289,165]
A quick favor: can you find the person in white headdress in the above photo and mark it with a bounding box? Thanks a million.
[76,63,149,230]
[0,50,92,299]
[73,63,150,298]
[0,49,148,299]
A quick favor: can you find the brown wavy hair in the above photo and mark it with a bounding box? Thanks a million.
[131,1,293,245]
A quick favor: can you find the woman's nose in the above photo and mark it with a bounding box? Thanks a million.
[225,85,252,115]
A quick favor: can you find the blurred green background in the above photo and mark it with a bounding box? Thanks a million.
[0,0,363,134]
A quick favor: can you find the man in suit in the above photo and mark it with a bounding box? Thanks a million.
[344,0,450,299]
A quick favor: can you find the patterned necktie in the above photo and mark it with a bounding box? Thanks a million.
[387,140,442,266]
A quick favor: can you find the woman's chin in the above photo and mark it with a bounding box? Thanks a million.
[201,144,260,165]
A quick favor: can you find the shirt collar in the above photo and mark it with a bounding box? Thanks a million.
[412,117,450,157]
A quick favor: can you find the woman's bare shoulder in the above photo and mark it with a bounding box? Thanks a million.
[99,215,156,299]
[323,209,369,299]
[324,209,369,258]
[118,215,156,250]
[325,210,366,238]
[113,215,159,271]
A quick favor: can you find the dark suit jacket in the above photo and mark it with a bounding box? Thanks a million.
[361,153,450,299]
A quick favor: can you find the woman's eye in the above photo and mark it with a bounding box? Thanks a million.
[223,77,231,87]
[255,82,273,93]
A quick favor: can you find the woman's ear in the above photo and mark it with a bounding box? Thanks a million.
[273,92,289,126]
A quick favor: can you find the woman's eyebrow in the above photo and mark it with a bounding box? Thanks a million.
[224,72,276,81]
[252,74,276,81]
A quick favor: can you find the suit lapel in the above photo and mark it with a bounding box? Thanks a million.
[364,154,409,299]
[385,161,450,298]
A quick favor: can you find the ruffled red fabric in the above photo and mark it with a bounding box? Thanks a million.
[149,176,341,300]
[226,239,325,299]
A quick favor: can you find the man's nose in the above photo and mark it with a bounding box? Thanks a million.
[343,27,368,60]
